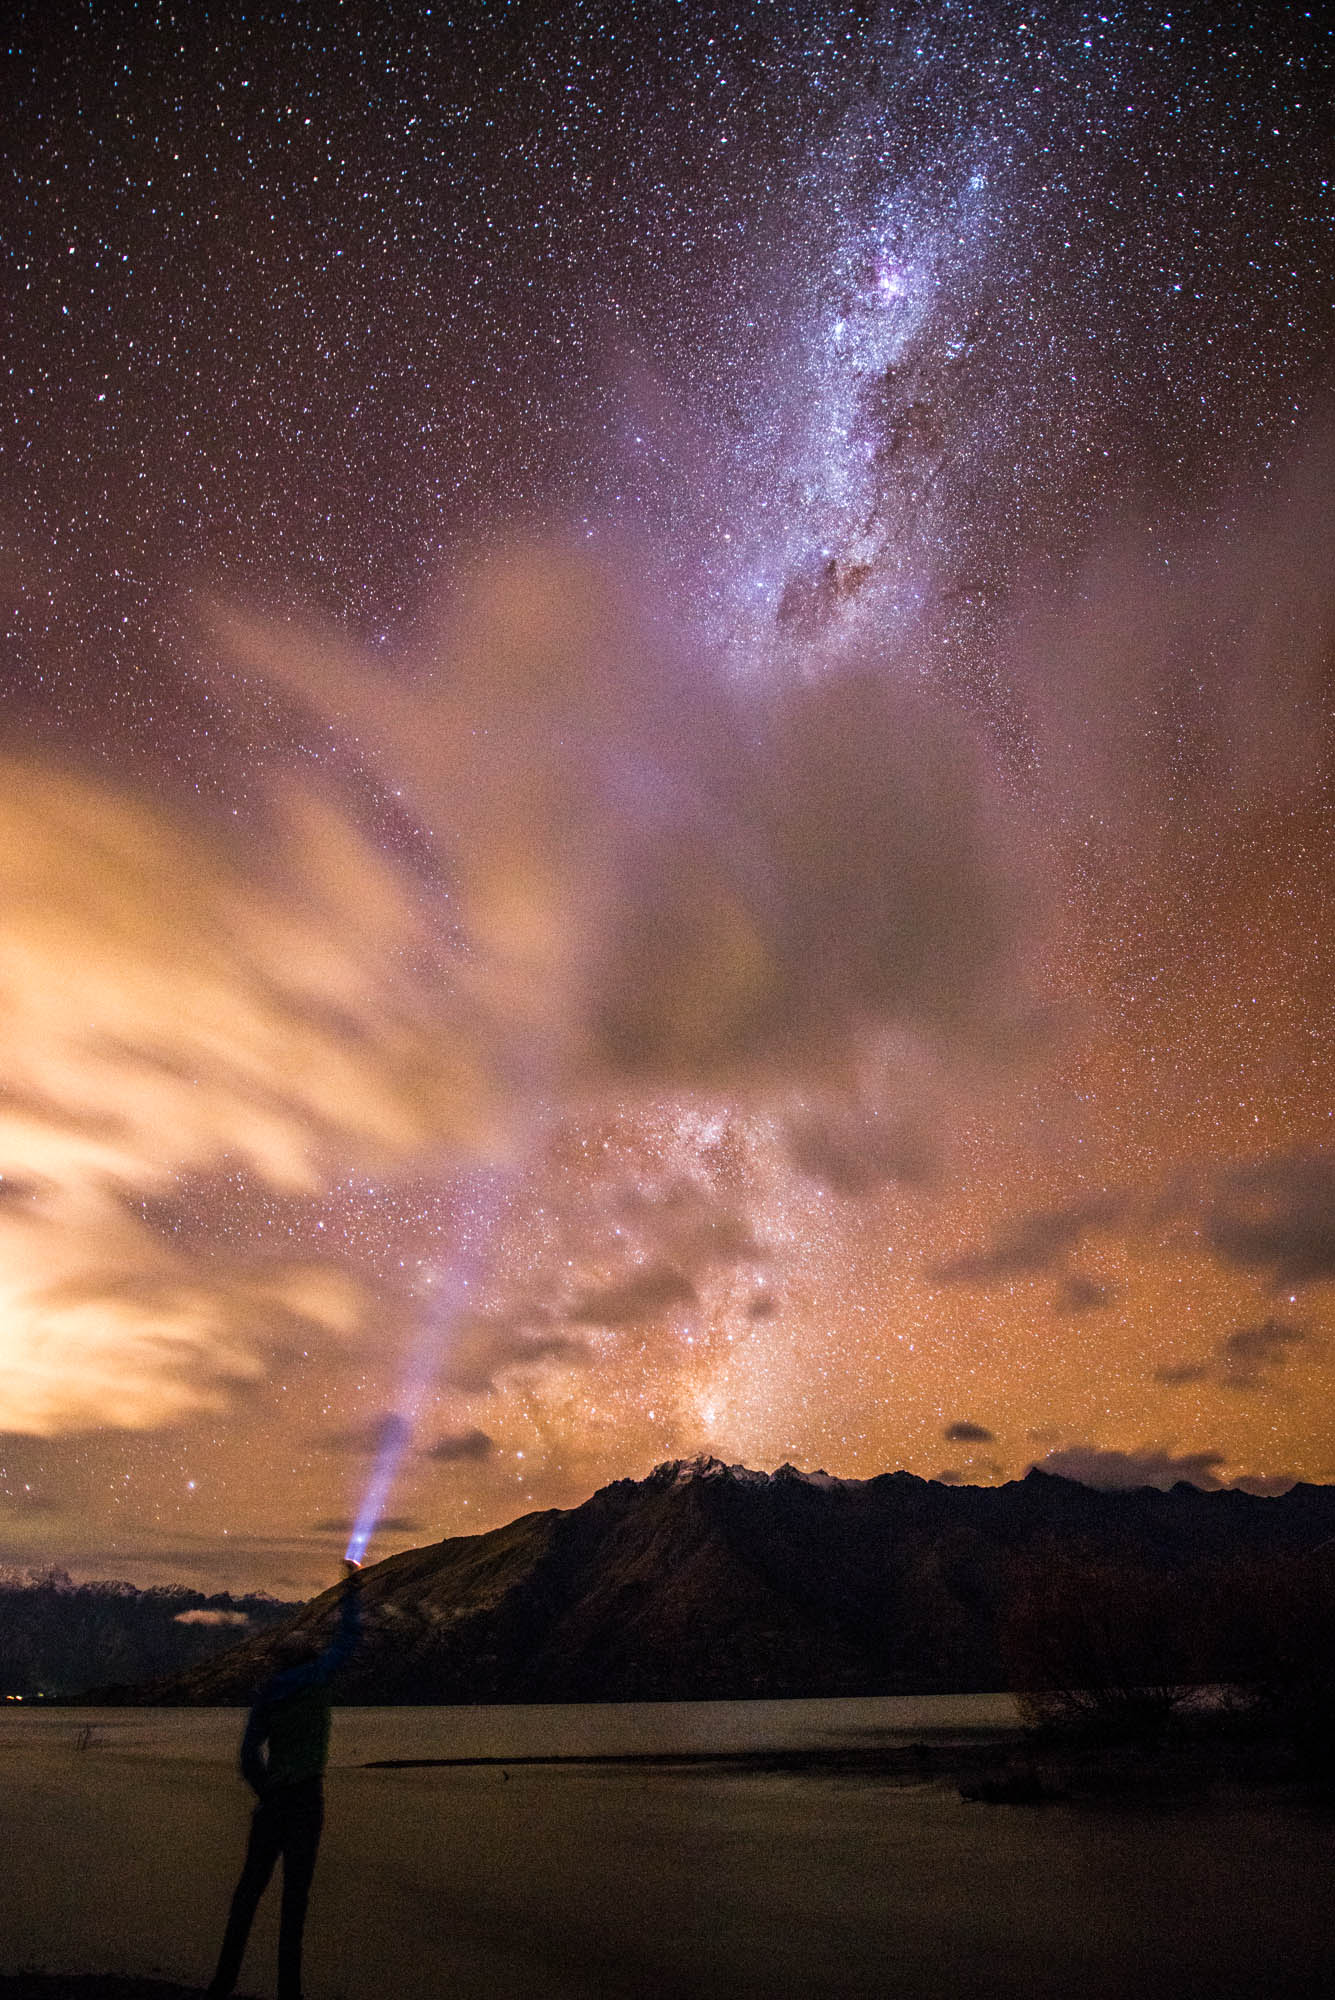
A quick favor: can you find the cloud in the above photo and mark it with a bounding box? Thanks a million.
[1205,1153,1335,1289]
[537,1179,771,1338]
[0,1488,58,1516]
[566,1265,697,1327]
[1011,434,1335,825]
[319,1413,414,1457]
[1032,1443,1304,1499]
[1031,1445,1227,1491]
[934,1468,965,1485]
[422,1427,494,1463]
[310,1515,423,1535]
[1156,1317,1310,1392]
[944,1420,993,1443]
[932,1196,1121,1285]
[1,547,1038,1438]
[1,1241,369,1435]
[0,1198,261,1434]
[929,1146,1335,1326]
[784,1104,938,1196]
[618,1182,763,1276]
[174,1607,250,1628]
[1055,1272,1115,1314]
[0,764,495,1194]
[0,758,498,1434]
[227,558,1034,1106]
[440,1314,588,1394]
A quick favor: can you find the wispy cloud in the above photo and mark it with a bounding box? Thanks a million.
[1205,1153,1335,1289]
[421,1427,494,1464]
[1031,1444,1228,1491]
[2,548,1038,1439]
[932,1197,1122,1286]
[1156,1317,1311,1393]
[440,1314,588,1395]
[319,1413,414,1457]
[310,1514,423,1535]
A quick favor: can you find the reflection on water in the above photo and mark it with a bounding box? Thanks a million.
[0,1690,1021,1764]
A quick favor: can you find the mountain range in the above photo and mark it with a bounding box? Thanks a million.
[127,1457,1335,1706]
[0,1571,297,1699]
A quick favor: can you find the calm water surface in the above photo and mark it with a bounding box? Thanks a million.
[0,1689,1020,1762]
[2,1694,1331,1999]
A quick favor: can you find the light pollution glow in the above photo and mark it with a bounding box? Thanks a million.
[1,3,1332,1591]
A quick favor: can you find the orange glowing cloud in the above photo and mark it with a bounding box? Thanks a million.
[0,759,497,1433]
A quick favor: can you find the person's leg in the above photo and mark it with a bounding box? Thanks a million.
[276,1787,325,2000]
[208,1800,282,1997]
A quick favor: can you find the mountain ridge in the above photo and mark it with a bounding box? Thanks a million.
[0,1576,299,1699]
[117,1458,1335,1706]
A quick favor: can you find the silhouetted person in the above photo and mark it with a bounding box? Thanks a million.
[208,1558,362,2000]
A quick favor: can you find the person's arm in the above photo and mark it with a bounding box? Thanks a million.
[254,1562,364,1705]
[318,1558,362,1680]
[284,1557,362,1692]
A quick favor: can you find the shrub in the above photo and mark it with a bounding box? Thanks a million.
[1001,1545,1208,1744]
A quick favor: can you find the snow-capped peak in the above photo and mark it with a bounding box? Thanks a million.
[649,1457,854,1491]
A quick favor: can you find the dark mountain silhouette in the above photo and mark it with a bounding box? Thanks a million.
[123,1458,1335,1706]
[0,1570,298,1698]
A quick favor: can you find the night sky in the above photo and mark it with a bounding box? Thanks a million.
[2,1,1332,1595]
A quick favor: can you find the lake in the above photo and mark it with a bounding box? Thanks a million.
[1,1696,1331,1998]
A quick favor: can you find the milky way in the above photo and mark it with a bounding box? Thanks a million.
[1,3,1332,1592]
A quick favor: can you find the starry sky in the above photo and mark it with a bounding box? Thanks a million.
[1,1,1332,1595]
